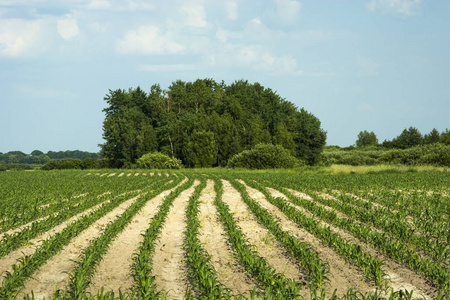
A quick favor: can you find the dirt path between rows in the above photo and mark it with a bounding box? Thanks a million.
[151,181,199,299]
[197,180,258,296]
[240,182,374,298]
[21,194,144,299]
[87,182,184,296]
[221,180,306,289]
[279,187,435,299]
[0,199,110,277]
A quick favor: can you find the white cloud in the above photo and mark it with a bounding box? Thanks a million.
[139,64,196,72]
[57,14,80,40]
[0,18,45,57]
[87,0,111,10]
[86,0,154,11]
[116,25,184,55]
[366,0,421,17]
[225,1,238,20]
[212,43,303,76]
[275,0,302,21]
[180,4,207,28]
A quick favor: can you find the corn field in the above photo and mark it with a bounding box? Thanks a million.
[0,170,449,299]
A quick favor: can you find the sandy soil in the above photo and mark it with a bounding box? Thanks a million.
[21,194,144,299]
[87,186,181,295]
[221,180,306,287]
[284,188,436,299]
[241,183,375,297]
[0,198,110,276]
[197,180,258,296]
[151,181,199,299]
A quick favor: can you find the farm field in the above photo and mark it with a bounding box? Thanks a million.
[0,170,449,299]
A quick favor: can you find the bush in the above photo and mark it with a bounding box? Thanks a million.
[227,143,302,169]
[41,158,83,170]
[137,152,183,169]
[82,157,99,169]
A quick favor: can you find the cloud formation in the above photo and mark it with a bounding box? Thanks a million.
[57,14,80,40]
[116,25,184,55]
[0,18,45,57]
[366,0,421,17]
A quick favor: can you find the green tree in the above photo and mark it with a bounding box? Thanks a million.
[393,127,423,149]
[273,123,296,155]
[440,129,450,145]
[424,128,440,144]
[100,79,327,167]
[356,130,378,147]
[187,131,217,168]
[31,150,44,156]
[289,109,327,165]
[228,143,302,169]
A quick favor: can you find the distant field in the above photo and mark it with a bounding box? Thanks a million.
[0,170,449,299]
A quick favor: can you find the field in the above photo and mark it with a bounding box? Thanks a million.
[0,170,449,299]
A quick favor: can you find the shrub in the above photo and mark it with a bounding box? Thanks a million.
[82,157,99,169]
[137,152,183,169]
[227,143,302,169]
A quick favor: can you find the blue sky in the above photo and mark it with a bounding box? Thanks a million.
[1,0,449,153]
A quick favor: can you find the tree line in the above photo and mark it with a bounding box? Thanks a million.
[0,150,99,165]
[323,127,450,167]
[100,79,327,168]
[356,127,450,148]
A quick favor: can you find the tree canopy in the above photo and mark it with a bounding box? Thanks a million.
[100,79,327,168]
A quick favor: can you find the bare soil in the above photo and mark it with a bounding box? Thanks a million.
[197,180,258,296]
[221,180,305,286]
[243,183,376,298]
[87,186,180,295]
[21,194,143,299]
[151,181,199,299]
[284,188,436,299]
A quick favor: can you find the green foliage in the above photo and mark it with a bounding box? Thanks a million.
[424,128,441,144]
[391,127,424,149]
[82,157,99,169]
[41,158,84,170]
[381,143,450,166]
[441,129,450,145]
[356,130,378,147]
[323,143,450,167]
[187,131,216,167]
[100,79,326,168]
[227,143,302,169]
[136,152,183,169]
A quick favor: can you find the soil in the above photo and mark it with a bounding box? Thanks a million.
[87,186,180,295]
[284,187,436,299]
[0,175,443,299]
[244,183,376,298]
[21,194,144,299]
[151,181,199,300]
[220,180,306,287]
[197,180,258,297]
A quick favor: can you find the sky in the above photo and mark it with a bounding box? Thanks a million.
[1,0,449,154]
